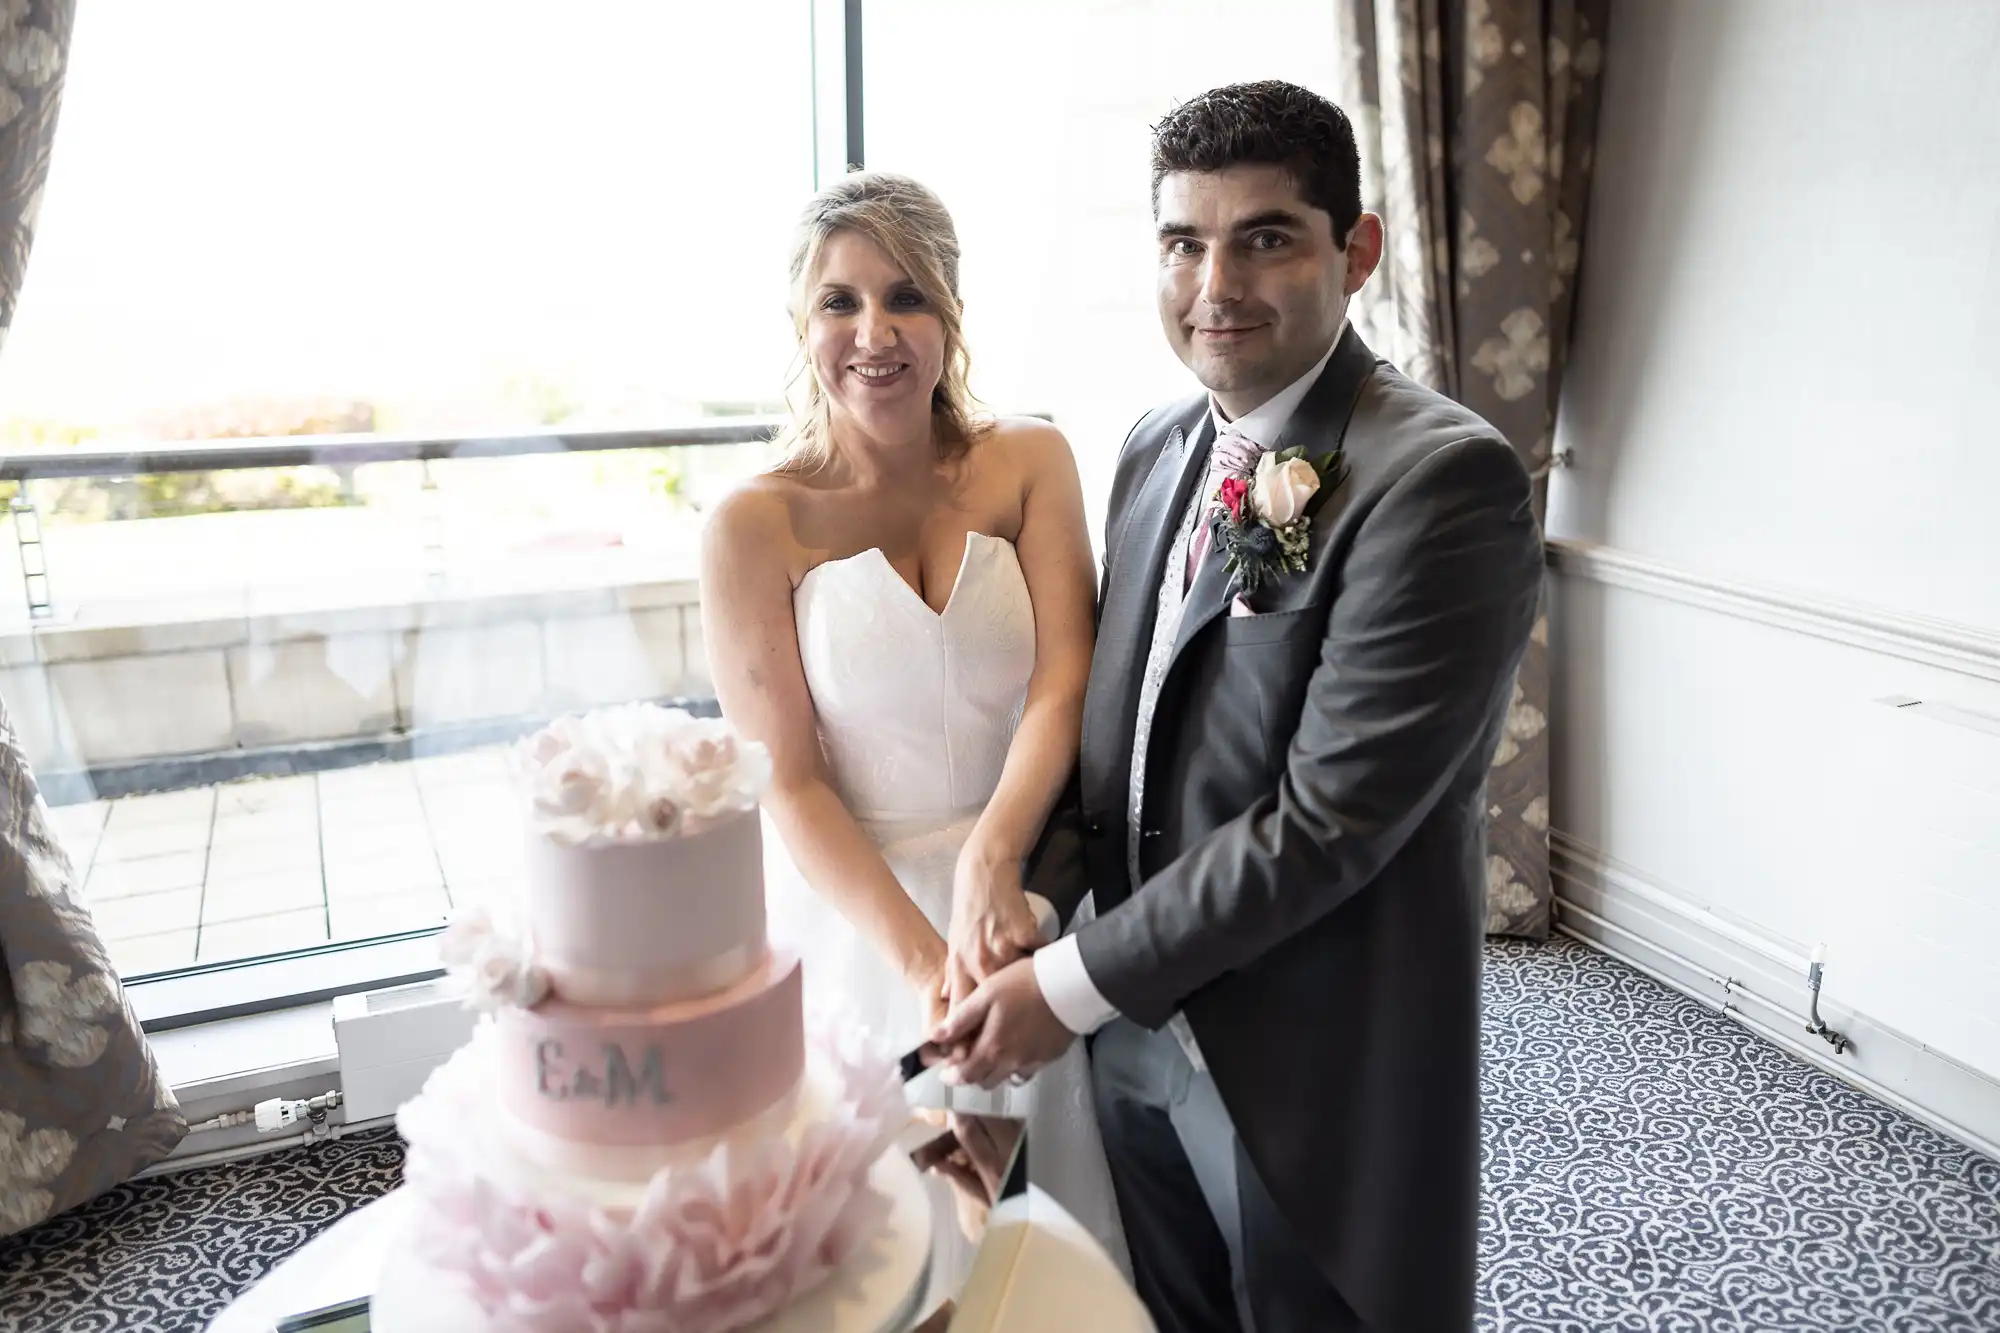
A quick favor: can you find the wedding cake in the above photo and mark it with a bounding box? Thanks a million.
[376,704,933,1333]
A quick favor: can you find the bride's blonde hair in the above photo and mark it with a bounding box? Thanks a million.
[773,172,986,475]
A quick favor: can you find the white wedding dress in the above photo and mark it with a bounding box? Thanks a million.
[762,530,1131,1299]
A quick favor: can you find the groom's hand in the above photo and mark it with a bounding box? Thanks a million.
[945,853,1043,1010]
[929,956,1075,1090]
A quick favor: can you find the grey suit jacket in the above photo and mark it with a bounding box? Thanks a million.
[1030,326,1543,1333]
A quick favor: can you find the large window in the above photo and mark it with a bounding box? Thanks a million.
[2,3,814,445]
[0,3,817,1015]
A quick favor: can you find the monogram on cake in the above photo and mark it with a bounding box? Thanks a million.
[377,704,933,1333]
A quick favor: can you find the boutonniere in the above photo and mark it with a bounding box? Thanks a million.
[1208,446,1349,596]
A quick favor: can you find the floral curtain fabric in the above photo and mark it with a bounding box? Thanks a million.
[1332,0,1609,938]
[2,0,187,1238]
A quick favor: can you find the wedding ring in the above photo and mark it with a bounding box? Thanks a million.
[1008,1072,1030,1088]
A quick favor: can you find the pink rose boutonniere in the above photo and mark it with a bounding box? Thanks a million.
[1207,444,1350,596]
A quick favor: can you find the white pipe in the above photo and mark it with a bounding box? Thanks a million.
[140,1114,398,1178]
[1555,899,1734,997]
[1553,923,2000,1163]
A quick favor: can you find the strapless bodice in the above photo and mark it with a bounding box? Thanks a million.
[792,532,1034,825]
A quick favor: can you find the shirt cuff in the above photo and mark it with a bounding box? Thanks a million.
[1033,934,1121,1036]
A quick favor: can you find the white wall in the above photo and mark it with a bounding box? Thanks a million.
[1549,1,2000,1089]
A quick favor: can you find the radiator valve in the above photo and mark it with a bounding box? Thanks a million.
[1804,944,1850,1055]
[253,1091,342,1133]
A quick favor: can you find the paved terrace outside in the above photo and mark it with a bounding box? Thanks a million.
[54,748,525,978]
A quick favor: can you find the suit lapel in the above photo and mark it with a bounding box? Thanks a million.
[1169,325,1381,668]
[1081,404,1213,815]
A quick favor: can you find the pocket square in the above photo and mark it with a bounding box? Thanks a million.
[1229,594,1257,618]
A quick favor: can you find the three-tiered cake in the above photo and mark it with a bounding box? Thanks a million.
[377,705,932,1333]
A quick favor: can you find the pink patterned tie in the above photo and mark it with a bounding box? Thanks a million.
[1184,427,1265,591]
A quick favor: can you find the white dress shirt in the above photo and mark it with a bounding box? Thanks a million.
[1034,335,1342,1044]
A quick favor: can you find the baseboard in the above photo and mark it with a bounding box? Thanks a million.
[1544,539,2000,684]
[153,1001,338,1096]
[1550,831,2000,1161]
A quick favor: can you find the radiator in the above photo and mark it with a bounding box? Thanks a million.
[332,977,478,1123]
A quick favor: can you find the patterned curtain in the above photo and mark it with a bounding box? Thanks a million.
[2,0,187,1238]
[1333,0,1608,939]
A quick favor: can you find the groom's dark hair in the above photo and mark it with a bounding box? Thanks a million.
[1150,81,1364,247]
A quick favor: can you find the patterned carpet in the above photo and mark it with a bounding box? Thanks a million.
[0,1125,405,1332]
[2,936,1996,1332]
[1478,939,2000,1332]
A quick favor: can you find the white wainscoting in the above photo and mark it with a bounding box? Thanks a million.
[1546,541,2000,684]
[1544,539,2000,1157]
[1550,830,2000,1160]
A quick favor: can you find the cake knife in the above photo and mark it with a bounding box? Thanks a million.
[897,1042,942,1082]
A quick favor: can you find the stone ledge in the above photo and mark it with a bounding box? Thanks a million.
[32,696,724,805]
[0,574,702,664]
[0,574,712,777]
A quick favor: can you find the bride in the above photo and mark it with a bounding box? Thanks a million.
[698,171,1129,1295]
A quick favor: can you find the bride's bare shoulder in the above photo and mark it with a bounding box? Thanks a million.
[702,473,806,577]
[979,415,1080,498]
[983,414,1069,451]
[980,415,1076,479]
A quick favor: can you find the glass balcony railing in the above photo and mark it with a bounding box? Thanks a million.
[1,421,783,985]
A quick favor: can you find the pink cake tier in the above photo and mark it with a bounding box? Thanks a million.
[522,804,767,1007]
[390,708,928,1330]
[494,948,807,1180]
[393,1019,921,1333]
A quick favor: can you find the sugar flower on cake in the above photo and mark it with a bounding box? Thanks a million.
[397,1015,908,1333]
[652,718,772,822]
[438,903,550,1013]
[514,705,772,845]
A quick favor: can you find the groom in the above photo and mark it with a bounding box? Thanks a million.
[931,81,1542,1331]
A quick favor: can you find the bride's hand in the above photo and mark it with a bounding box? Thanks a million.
[946,851,1043,1009]
[907,941,952,1034]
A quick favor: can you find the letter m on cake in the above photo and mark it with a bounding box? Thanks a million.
[603,1043,670,1107]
